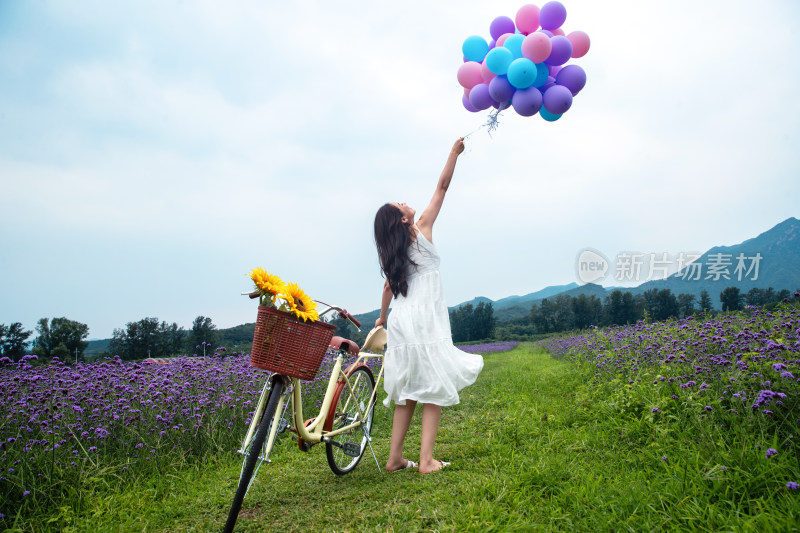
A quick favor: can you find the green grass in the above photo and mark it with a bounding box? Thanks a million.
[12,344,800,532]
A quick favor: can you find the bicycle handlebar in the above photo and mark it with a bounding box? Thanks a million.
[244,293,361,329]
[338,309,361,328]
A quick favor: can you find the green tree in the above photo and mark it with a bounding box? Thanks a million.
[744,288,767,307]
[643,289,679,321]
[530,300,551,333]
[1,322,33,361]
[31,317,89,360]
[551,294,575,332]
[699,290,714,312]
[471,301,496,340]
[449,302,494,342]
[449,304,473,343]
[108,317,185,360]
[720,287,742,312]
[109,317,159,360]
[677,293,696,318]
[604,290,638,326]
[158,321,186,356]
[572,294,603,329]
[187,316,219,355]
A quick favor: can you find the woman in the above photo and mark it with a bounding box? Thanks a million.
[373,137,484,474]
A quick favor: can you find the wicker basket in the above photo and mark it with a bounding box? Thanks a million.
[250,305,336,380]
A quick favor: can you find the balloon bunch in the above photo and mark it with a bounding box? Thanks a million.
[458,2,590,123]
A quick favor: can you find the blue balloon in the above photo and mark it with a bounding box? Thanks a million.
[503,34,525,59]
[540,107,562,122]
[507,58,536,89]
[485,47,513,75]
[462,35,490,63]
[533,62,549,87]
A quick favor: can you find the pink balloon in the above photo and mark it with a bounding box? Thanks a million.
[515,4,540,35]
[480,60,498,83]
[551,27,565,37]
[457,61,484,89]
[496,32,514,47]
[567,30,590,58]
[521,32,552,63]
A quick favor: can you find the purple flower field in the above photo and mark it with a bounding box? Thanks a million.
[541,306,800,488]
[459,341,520,355]
[542,308,800,413]
[0,348,363,520]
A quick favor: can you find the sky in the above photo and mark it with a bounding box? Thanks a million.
[1,0,798,340]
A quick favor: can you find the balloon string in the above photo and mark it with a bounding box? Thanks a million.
[463,103,509,139]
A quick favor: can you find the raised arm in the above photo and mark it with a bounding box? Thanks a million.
[416,138,465,242]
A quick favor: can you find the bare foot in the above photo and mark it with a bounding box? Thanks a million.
[419,459,450,474]
[386,458,418,472]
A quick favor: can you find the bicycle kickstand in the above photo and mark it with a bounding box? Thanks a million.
[362,425,383,474]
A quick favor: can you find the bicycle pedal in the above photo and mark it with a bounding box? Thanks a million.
[342,442,361,457]
[276,418,288,434]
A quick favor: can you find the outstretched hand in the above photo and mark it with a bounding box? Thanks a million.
[452,137,465,156]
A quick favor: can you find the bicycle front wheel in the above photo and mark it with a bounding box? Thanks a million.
[325,365,375,475]
[224,376,284,533]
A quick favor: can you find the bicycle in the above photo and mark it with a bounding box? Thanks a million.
[223,299,386,533]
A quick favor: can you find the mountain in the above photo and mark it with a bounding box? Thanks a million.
[492,283,580,308]
[452,283,581,322]
[630,217,800,306]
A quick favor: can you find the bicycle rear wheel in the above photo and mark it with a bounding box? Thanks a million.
[224,376,284,533]
[325,365,375,475]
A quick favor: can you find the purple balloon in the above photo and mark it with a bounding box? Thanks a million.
[555,64,586,95]
[489,75,515,103]
[548,65,562,78]
[511,87,543,117]
[538,29,554,37]
[462,93,479,112]
[539,1,567,30]
[468,83,494,111]
[543,84,573,114]
[545,35,573,66]
[539,76,556,95]
[490,16,516,41]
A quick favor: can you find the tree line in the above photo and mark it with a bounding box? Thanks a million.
[449,302,496,342]
[108,315,221,360]
[0,318,89,362]
[5,286,795,363]
[498,286,798,338]
[0,314,231,363]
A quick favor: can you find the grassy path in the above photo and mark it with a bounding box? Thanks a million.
[61,344,797,532]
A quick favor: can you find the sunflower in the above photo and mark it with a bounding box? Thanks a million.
[279,282,319,322]
[248,268,284,303]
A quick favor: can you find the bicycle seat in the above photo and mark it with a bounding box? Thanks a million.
[361,326,387,353]
[329,336,360,357]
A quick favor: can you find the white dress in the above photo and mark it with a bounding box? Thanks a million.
[383,229,484,407]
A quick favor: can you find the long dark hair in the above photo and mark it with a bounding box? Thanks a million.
[374,203,416,298]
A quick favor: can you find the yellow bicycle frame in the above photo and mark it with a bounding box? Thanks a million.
[239,350,385,462]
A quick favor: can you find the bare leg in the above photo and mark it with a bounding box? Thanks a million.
[386,400,417,471]
[419,403,443,474]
